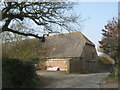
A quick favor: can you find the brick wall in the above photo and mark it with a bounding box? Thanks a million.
[45,58,70,71]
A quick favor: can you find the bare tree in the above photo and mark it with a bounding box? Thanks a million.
[2,19,30,42]
[1,2,82,40]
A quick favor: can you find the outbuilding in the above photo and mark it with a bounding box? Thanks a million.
[40,32,99,73]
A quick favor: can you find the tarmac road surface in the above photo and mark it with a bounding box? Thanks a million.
[38,71,110,88]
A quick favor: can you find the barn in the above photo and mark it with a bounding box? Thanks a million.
[39,32,99,73]
[2,31,114,73]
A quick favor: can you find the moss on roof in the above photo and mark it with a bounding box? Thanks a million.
[99,55,115,65]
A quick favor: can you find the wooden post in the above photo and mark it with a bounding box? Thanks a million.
[66,59,71,74]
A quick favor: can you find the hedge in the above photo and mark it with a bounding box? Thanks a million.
[2,58,38,88]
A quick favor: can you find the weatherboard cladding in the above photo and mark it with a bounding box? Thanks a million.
[40,32,95,58]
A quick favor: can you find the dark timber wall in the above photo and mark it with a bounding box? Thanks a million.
[69,58,81,73]
[79,43,99,73]
[97,62,113,72]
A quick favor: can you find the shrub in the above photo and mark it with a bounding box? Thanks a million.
[2,58,37,88]
[35,59,47,70]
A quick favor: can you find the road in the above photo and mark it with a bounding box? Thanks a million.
[38,71,110,88]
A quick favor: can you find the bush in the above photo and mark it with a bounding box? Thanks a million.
[107,64,119,80]
[35,59,47,70]
[2,58,37,88]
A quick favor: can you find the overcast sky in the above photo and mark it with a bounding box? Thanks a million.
[73,2,118,49]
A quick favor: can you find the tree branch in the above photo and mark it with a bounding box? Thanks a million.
[2,28,43,39]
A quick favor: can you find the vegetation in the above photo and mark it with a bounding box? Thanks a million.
[2,39,49,88]
[99,18,118,64]
[2,38,48,68]
[106,65,119,81]
[2,39,41,60]
[99,18,119,81]
[35,58,47,70]
[2,58,40,88]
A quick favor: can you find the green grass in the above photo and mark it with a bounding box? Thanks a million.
[106,64,119,81]
[107,73,118,81]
